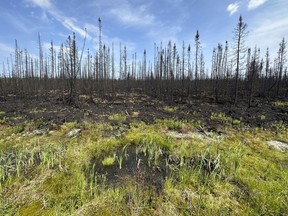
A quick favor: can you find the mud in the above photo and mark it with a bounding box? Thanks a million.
[90,145,169,192]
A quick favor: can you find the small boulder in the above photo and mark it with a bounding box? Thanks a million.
[32,129,46,136]
[66,128,81,138]
[23,129,46,137]
[266,140,288,152]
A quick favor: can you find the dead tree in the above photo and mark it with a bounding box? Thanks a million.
[194,30,200,96]
[248,47,262,107]
[276,38,287,97]
[233,15,248,105]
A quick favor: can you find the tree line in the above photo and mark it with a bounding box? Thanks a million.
[0,16,287,106]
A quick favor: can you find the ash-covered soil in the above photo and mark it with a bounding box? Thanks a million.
[0,93,287,129]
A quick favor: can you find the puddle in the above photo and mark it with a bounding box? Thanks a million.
[90,145,169,191]
[88,144,221,191]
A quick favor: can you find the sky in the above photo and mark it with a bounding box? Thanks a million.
[0,0,287,74]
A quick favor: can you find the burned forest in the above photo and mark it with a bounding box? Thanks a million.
[0,17,287,106]
[1,15,288,216]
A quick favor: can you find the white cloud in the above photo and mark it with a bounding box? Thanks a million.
[247,0,288,60]
[87,0,155,26]
[248,0,267,10]
[109,4,155,26]
[227,2,240,15]
[51,14,90,39]
[26,0,52,9]
[27,0,90,39]
[60,17,89,38]
[252,20,288,37]
[84,23,98,35]
[248,19,288,52]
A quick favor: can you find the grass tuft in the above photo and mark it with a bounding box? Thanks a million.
[1,119,287,215]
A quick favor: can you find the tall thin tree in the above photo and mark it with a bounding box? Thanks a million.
[276,37,287,96]
[233,15,248,105]
[194,30,200,96]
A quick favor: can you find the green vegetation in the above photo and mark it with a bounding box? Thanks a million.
[259,114,266,121]
[108,113,127,122]
[273,101,288,107]
[102,155,116,166]
[211,112,242,126]
[0,117,287,215]
[163,106,179,112]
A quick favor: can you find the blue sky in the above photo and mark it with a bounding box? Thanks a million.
[0,0,287,74]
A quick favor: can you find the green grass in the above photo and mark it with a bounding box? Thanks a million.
[273,101,288,107]
[163,106,179,112]
[108,113,127,122]
[102,155,116,166]
[0,118,287,215]
[210,112,242,126]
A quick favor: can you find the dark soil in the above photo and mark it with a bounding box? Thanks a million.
[0,93,287,129]
[89,144,223,193]
[91,145,168,193]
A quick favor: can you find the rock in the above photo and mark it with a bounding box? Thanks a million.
[167,130,224,140]
[48,130,56,135]
[33,129,46,136]
[266,140,288,152]
[23,129,46,137]
[167,131,193,139]
[66,128,81,138]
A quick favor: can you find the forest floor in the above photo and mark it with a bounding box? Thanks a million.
[0,93,288,215]
[1,92,287,129]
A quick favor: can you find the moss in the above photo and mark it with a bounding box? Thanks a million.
[18,200,47,216]
[14,122,26,134]
[102,156,115,166]
[273,101,288,107]
[124,128,172,150]
[108,113,127,122]
[156,119,184,130]
[41,170,87,214]
[64,121,79,129]
[163,106,178,112]
[1,119,288,215]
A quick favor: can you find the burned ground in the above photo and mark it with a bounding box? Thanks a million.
[1,93,287,130]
